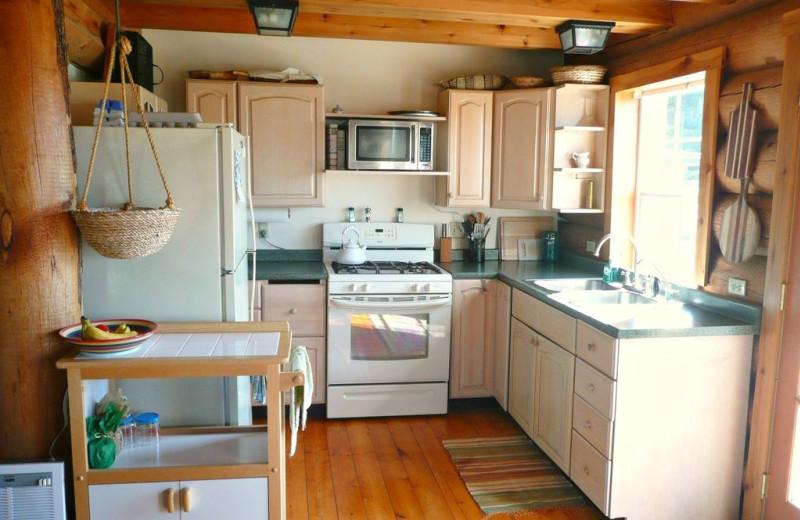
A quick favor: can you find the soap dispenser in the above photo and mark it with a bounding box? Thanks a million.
[602,259,617,283]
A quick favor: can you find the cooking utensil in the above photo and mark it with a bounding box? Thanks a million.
[334,226,367,264]
[719,83,761,264]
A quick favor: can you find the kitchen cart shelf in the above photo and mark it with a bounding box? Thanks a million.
[56,321,300,520]
[553,167,604,173]
[555,126,606,133]
[325,112,446,121]
[325,169,449,176]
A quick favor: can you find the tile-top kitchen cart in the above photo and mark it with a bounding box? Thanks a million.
[57,321,300,520]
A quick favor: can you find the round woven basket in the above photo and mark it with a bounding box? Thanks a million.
[72,207,181,259]
[508,76,547,88]
[550,65,607,85]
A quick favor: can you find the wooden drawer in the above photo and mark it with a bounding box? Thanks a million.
[574,359,615,420]
[512,289,576,352]
[572,395,613,458]
[576,321,617,378]
[261,282,325,336]
[570,432,611,514]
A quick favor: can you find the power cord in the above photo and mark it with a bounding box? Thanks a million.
[48,390,69,461]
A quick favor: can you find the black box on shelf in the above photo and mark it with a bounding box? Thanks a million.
[111,31,154,92]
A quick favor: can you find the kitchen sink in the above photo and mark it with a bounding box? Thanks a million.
[527,278,618,293]
[551,290,657,306]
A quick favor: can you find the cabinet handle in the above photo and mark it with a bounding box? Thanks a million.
[587,342,597,351]
[584,420,592,430]
[588,383,595,392]
[290,308,298,314]
[164,488,176,513]
[181,487,193,512]
[583,466,590,476]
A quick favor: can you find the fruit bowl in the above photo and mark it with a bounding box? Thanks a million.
[58,319,158,354]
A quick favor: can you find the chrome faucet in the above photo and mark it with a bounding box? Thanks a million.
[594,233,641,291]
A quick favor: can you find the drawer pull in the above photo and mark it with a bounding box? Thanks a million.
[165,488,176,513]
[290,308,298,314]
[584,420,592,430]
[588,383,595,392]
[583,466,590,476]
[587,342,597,351]
[181,487,193,512]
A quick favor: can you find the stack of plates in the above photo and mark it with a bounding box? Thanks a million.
[58,319,158,355]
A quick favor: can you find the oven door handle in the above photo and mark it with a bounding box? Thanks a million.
[328,297,452,311]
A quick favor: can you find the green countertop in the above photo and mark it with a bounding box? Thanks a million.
[250,252,761,339]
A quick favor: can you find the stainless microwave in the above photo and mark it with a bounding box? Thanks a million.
[347,119,434,171]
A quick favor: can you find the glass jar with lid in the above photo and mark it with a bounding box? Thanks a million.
[134,412,160,447]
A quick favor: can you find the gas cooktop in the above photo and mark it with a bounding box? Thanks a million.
[330,261,445,276]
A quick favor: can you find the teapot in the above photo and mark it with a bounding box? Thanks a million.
[335,226,367,265]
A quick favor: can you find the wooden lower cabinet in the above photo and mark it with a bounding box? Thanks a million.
[88,478,268,519]
[450,279,495,398]
[508,318,536,434]
[532,336,574,472]
[492,281,512,410]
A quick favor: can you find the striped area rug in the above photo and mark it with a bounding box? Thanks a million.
[442,435,591,516]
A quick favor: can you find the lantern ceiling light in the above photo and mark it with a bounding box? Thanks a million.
[555,20,616,55]
[247,0,299,37]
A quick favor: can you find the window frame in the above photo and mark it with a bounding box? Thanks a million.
[605,47,725,287]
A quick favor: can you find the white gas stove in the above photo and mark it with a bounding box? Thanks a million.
[322,222,453,419]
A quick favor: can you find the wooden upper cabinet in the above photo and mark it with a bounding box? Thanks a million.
[491,89,553,209]
[238,83,325,207]
[435,90,493,207]
[186,80,237,127]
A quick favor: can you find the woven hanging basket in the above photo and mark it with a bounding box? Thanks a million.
[550,65,607,85]
[72,208,180,259]
[72,36,180,259]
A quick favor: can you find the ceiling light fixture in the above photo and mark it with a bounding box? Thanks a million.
[247,0,299,37]
[555,20,616,55]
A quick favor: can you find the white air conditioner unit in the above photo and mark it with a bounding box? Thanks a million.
[0,461,66,520]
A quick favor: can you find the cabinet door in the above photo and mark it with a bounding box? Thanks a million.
[508,318,536,435]
[493,280,512,410]
[435,90,492,207]
[491,89,552,209]
[238,83,325,207]
[186,80,237,126]
[89,481,178,518]
[291,336,326,404]
[450,279,493,398]
[532,337,575,474]
[180,478,268,519]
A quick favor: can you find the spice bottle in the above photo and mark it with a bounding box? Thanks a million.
[396,207,404,223]
[345,207,355,222]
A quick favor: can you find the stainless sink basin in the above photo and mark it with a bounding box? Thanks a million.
[551,290,657,306]
[527,278,617,293]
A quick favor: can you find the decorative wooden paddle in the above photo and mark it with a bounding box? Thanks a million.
[719,83,761,264]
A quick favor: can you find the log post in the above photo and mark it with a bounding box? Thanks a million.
[0,0,81,459]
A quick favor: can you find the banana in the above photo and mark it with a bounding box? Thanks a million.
[81,317,138,340]
[113,323,131,334]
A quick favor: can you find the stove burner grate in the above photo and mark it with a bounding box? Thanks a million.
[331,260,442,275]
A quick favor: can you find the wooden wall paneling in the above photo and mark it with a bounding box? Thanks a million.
[64,0,110,71]
[741,9,800,519]
[558,214,605,259]
[716,130,777,194]
[601,0,800,76]
[706,254,767,301]
[0,0,81,459]
[718,81,782,134]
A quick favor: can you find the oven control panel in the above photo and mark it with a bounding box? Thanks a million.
[329,280,452,295]
[362,226,397,242]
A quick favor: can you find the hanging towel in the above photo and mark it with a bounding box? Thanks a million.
[289,345,313,456]
[250,375,267,405]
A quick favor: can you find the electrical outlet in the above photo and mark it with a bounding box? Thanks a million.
[449,221,466,239]
[257,223,270,239]
[586,240,596,253]
[728,278,747,296]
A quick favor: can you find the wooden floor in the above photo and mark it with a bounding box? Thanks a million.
[284,403,604,520]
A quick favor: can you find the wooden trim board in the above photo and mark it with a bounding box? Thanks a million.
[498,216,556,260]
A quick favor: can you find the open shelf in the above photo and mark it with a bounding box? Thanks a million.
[555,126,606,132]
[326,112,446,122]
[326,169,449,176]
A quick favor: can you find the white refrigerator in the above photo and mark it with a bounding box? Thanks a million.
[74,125,254,426]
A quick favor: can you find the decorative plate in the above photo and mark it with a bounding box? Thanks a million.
[58,319,158,354]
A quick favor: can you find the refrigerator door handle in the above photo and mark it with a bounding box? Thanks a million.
[221,249,256,276]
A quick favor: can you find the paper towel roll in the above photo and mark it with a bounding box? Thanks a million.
[248,208,290,223]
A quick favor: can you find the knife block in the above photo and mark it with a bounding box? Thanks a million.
[440,237,453,263]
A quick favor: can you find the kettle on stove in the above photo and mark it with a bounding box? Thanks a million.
[335,226,367,265]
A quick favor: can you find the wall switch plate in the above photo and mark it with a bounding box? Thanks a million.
[449,221,466,239]
[257,223,270,239]
[728,278,747,296]
[586,240,596,253]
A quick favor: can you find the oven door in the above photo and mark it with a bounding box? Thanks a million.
[327,293,451,385]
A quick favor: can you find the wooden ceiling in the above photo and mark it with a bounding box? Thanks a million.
[66,0,740,71]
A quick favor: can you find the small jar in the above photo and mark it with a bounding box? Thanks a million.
[396,207,404,223]
[134,412,160,447]
[345,207,355,223]
[119,414,136,449]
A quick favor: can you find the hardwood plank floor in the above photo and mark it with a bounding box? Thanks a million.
[284,403,604,520]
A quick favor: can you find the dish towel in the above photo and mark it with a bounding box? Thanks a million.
[289,345,313,456]
[250,375,266,405]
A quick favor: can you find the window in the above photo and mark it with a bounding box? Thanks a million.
[607,48,724,288]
